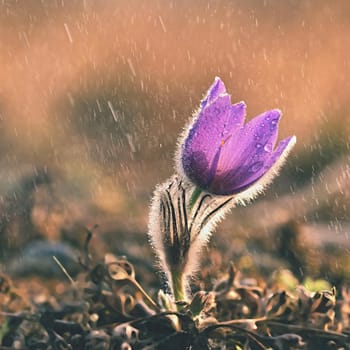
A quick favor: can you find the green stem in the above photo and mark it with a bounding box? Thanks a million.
[189,186,202,209]
[171,270,186,302]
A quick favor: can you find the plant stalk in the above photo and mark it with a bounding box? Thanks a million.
[171,270,186,302]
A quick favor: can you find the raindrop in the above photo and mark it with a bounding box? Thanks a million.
[264,143,272,152]
[270,119,278,131]
[253,132,260,140]
[107,101,119,122]
[127,58,137,77]
[248,161,263,173]
[158,16,167,33]
[64,23,73,43]
[126,133,136,153]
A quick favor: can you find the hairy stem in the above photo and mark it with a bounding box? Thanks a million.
[171,270,186,302]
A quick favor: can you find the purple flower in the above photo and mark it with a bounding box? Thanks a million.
[180,77,296,196]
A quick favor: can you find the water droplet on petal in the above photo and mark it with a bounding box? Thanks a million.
[248,161,263,173]
[264,143,272,152]
[253,133,260,140]
[270,119,278,131]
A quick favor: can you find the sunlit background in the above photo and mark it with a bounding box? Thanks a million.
[0,1,349,285]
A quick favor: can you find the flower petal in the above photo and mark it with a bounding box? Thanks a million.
[242,109,282,151]
[210,136,295,195]
[200,77,227,109]
[182,97,246,188]
[211,109,282,183]
[180,78,296,197]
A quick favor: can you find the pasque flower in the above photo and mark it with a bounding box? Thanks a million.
[149,77,296,303]
[179,77,296,198]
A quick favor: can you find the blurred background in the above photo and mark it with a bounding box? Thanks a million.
[0,0,349,287]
